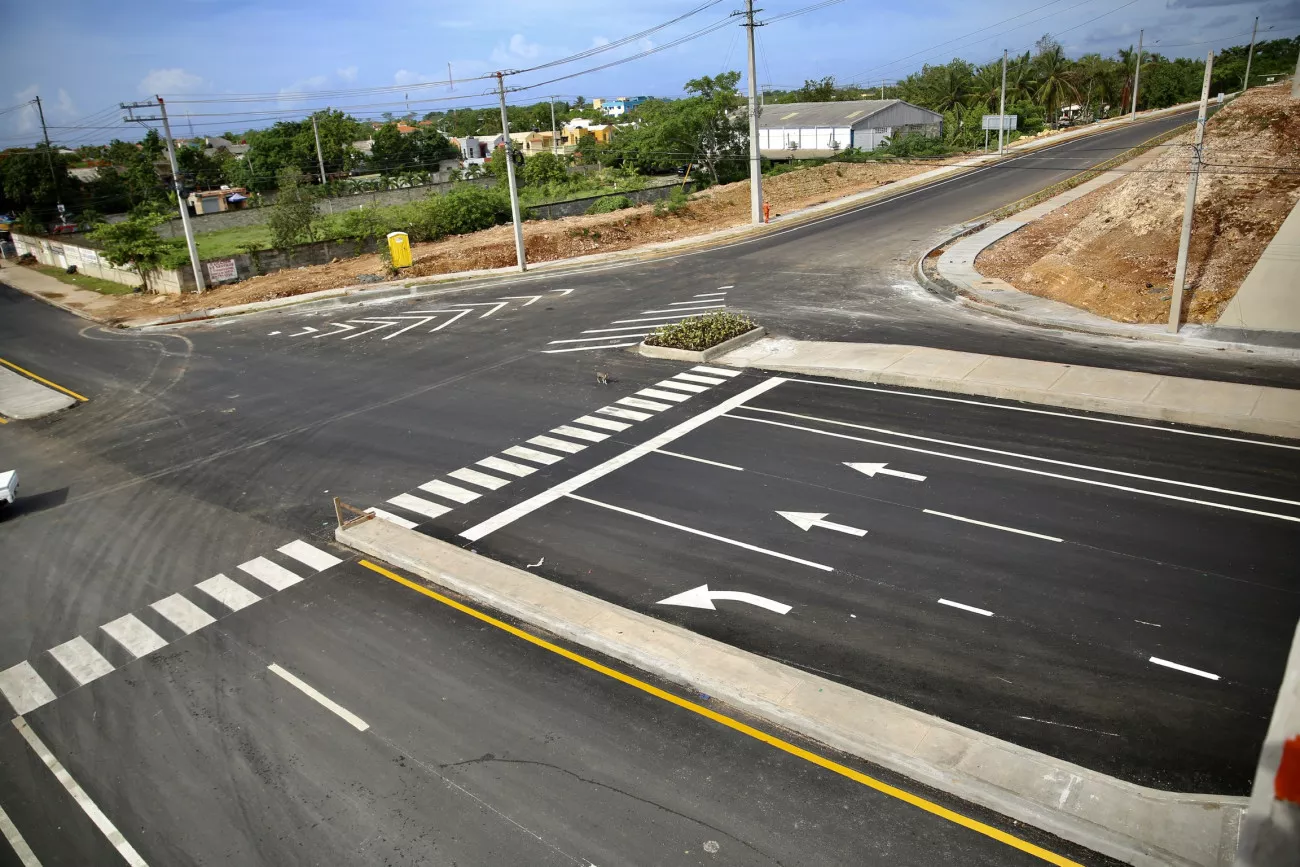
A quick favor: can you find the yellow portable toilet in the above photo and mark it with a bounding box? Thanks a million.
[386,231,412,268]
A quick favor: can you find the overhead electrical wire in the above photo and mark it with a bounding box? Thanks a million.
[761,0,848,26]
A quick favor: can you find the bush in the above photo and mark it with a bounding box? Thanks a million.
[652,187,691,217]
[337,206,393,241]
[403,184,514,242]
[586,195,633,214]
[882,133,951,158]
[644,310,757,351]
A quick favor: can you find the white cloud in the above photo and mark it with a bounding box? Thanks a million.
[139,67,206,96]
[491,33,544,63]
[10,85,38,133]
[637,37,655,52]
[337,65,359,82]
[56,88,76,117]
[394,69,437,86]
[591,35,611,48]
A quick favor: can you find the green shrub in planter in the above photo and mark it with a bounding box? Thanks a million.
[644,310,757,351]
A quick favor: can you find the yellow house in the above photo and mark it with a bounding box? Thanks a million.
[562,119,614,145]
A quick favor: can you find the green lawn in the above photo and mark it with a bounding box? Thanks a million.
[34,264,136,295]
[193,224,273,258]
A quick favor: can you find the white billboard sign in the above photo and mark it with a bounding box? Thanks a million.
[981,114,1019,131]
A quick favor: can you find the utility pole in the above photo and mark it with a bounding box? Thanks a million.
[1168,51,1214,334]
[549,95,558,156]
[743,0,763,226]
[496,72,527,272]
[1130,29,1144,121]
[312,114,327,185]
[122,97,206,292]
[998,49,1008,156]
[32,96,60,207]
[1242,17,1259,92]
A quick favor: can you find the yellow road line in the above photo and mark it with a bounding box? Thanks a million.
[359,558,1083,866]
[0,357,88,402]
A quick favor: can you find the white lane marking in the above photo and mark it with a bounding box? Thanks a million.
[671,299,725,305]
[694,291,729,297]
[541,342,638,354]
[552,424,609,442]
[1134,619,1162,627]
[655,379,709,393]
[267,331,282,336]
[1015,716,1119,738]
[658,584,791,614]
[597,405,653,421]
[714,285,735,290]
[503,445,563,465]
[418,479,482,504]
[151,594,217,635]
[382,315,438,339]
[14,717,149,866]
[1149,657,1220,681]
[277,540,343,572]
[655,449,743,471]
[0,662,57,715]
[478,456,537,477]
[786,378,1300,452]
[342,320,397,340]
[938,599,994,617]
[426,308,472,332]
[267,664,369,731]
[618,396,672,411]
[289,326,318,337]
[528,435,586,454]
[448,467,511,490]
[547,335,645,345]
[48,637,115,686]
[364,507,420,529]
[238,556,306,591]
[196,574,263,612]
[501,294,543,306]
[580,324,661,334]
[0,801,41,867]
[637,388,689,403]
[777,511,867,537]
[461,377,787,541]
[574,414,630,432]
[751,406,1300,508]
[101,614,167,659]
[313,322,356,339]
[923,510,1063,543]
[692,365,740,377]
[567,494,832,571]
[729,413,1300,525]
[845,461,927,482]
[388,493,453,519]
[640,305,726,314]
[673,373,726,385]
[611,315,698,325]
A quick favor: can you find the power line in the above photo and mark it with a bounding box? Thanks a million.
[761,0,848,25]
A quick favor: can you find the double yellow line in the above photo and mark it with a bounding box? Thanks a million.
[0,356,89,421]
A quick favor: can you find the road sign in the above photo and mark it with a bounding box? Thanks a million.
[982,114,1018,131]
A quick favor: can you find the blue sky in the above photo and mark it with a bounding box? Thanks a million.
[4,0,1297,147]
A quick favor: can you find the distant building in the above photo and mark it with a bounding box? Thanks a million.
[187,187,249,215]
[756,99,942,157]
[592,96,649,118]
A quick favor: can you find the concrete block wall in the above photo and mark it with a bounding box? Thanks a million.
[10,233,145,289]
[527,180,689,220]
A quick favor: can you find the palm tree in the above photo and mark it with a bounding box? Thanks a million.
[1034,44,1080,123]
[921,60,975,112]
[971,61,1005,111]
[1005,51,1037,103]
[1073,54,1110,119]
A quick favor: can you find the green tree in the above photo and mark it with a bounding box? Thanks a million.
[370,122,418,175]
[0,144,75,216]
[521,151,568,187]
[1033,40,1079,122]
[88,212,184,293]
[267,167,320,249]
[797,76,838,102]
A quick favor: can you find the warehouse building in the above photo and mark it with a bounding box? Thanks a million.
[756,99,943,158]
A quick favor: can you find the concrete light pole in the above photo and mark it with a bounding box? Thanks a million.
[1130,29,1144,121]
[744,0,764,226]
[312,115,327,185]
[1168,51,1214,334]
[1243,17,1259,93]
[549,96,559,156]
[496,72,527,272]
[998,49,1008,156]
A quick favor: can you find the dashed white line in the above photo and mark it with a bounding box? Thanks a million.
[637,388,689,403]
[541,342,639,353]
[151,594,217,635]
[503,445,563,465]
[573,414,630,432]
[48,637,115,686]
[654,449,743,471]
[528,435,586,454]
[101,614,167,659]
[15,717,149,866]
[547,334,645,344]
[580,324,661,334]
[0,802,41,867]
[196,574,263,611]
[694,292,728,298]
[923,510,1063,543]
[597,405,653,421]
[610,314,697,325]
[268,664,369,731]
[448,467,511,490]
[239,556,306,591]
[669,300,727,306]
[618,396,672,412]
[1149,657,1220,681]
[364,507,420,529]
[478,456,538,477]
[551,424,609,442]
[277,540,342,572]
[937,599,994,617]
[418,479,482,504]
[0,662,56,715]
[691,365,739,377]
[387,492,454,519]
[640,305,725,314]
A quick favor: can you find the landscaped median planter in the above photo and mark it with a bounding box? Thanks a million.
[637,310,766,362]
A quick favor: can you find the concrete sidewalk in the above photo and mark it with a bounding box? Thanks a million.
[717,338,1300,440]
[337,517,1246,867]
[0,260,125,321]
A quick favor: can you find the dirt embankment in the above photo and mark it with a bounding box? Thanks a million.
[977,83,1300,324]
[94,161,927,324]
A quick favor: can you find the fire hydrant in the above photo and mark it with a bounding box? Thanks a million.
[763,201,771,224]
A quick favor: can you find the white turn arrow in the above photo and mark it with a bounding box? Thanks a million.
[845,462,927,482]
[343,319,399,339]
[549,288,574,296]
[289,326,319,337]
[657,584,792,615]
[314,322,357,338]
[501,294,543,306]
[449,301,509,318]
[776,511,867,537]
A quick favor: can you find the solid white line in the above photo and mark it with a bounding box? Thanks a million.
[541,342,638,353]
[388,492,453,519]
[618,396,672,411]
[567,494,832,571]
[692,292,728,298]
[101,614,167,659]
[239,556,306,591]
[598,405,653,421]
[581,324,660,334]
[529,435,586,454]
[673,373,726,385]
[151,594,217,635]
[418,479,482,504]
[1149,657,1220,681]
[938,598,994,617]
[574,414,631,432]
[923,509,1063,543]
[640,305,725,314]
[714,285,735,290]
[503,445,563,465]
[14,717,149,866]
[637,388,689,403]
[692,365,739,377]
[448,467,511,490]
[478,456,537,477]
[277,540,343,572]
[551,424,609,442]
[461,377,787,541]
[547,334,645,344]
[786,378,1300,452]
[669,300,728,306]
[0,802,41,867]
[267,664,369,731]
[364,507,420,529]
[747,406,1300,508]
[48,637,114,686]
[611,315,697,325]
[654,449,743,471]
[728,413,1300,525]
[0,662,57,715]
[196,574,262,611]
[342,320,396,340]
[655,379,709,393]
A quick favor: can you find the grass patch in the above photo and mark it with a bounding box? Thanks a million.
[32,264,135,295]
[644,310,757,351]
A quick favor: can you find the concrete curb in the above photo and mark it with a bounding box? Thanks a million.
[0,366,77,419]
[637,326,767,363]
[336,517,1245,867]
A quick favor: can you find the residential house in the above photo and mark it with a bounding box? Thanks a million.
[756,99,942,157]
[562,118,613,146]
[592,96,648,117]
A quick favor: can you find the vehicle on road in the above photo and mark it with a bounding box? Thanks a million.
[0,469,18,510]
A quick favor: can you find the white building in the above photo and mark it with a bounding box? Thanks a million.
[756,99,943,158]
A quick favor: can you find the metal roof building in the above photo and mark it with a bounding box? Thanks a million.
[757,99,942,158]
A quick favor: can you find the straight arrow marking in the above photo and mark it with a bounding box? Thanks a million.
[776,511,867,537]
[501,295,543,306]
[289,326,319,337]
[658,584,792,615]
[845,462,926,482]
